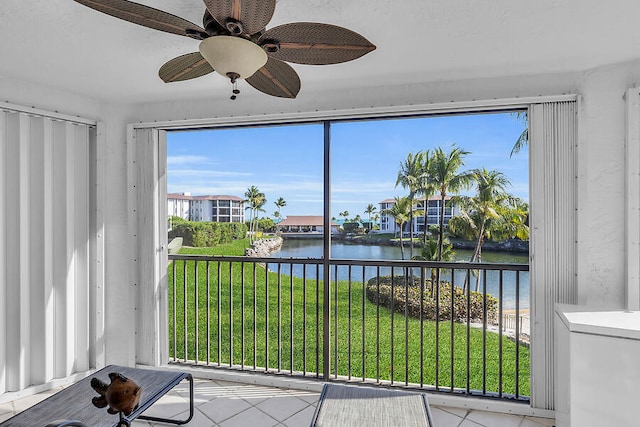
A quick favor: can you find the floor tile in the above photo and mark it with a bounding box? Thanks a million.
[465,410,524,427]
[255,395,310,422]
[11,392,55,413]
[140,393,190,419]
[197,394,252,423]
[228,384,278,404]
[433,405,469,418]
[282,405,317,427]
[521,418,555,427]
[523,416,555,426]
[131,420,154,426]
[459,419,484,427]
[184,407,221,426]
[0,401,15,414]
[171,379,219,406]
[219,406,278,427]
[288,390,320,404]
[430,406,464,427]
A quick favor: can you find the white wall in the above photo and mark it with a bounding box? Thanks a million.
[577,61,640,308]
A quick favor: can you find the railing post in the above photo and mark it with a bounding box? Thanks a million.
[323,121,331,381]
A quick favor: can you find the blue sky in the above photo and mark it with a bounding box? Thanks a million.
[167,112,528,219]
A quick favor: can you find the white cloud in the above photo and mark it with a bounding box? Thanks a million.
[167,155,212,166]
[332,180,397,194]
[169,169,252,178]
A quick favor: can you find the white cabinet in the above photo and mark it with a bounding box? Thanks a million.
[555,304,640,427]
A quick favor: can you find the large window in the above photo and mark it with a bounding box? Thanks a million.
[162,109,537,401]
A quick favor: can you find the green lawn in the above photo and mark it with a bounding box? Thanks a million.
[169,240,529,397]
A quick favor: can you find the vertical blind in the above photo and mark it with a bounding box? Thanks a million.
[625,88,640,311]
[529,101,578,410]
[0,108,95,394]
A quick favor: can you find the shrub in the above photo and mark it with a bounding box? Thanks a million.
[366,275,497,323]
[169,221,248,247]
[170,215,187,224]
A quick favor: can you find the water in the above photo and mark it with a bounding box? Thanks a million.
[272,239,529,310]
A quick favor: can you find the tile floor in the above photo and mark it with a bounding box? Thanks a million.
[0,378,555,427]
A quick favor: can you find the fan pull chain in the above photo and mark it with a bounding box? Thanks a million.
[227,72,241,100]
[231,81,240,100]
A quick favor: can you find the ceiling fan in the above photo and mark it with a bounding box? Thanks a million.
[72,0,376,99]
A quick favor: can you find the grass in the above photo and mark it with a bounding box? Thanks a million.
[169,239,530,397]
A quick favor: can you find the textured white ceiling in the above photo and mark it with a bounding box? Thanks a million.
[1,0,639,104]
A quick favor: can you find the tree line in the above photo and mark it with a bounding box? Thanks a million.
[381,146,529,270]
[243,185,286,243]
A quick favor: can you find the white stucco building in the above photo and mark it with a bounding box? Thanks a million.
[379,196,459,235]
[168,193,244,223]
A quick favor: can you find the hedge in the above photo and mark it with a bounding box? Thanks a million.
[168,221,247,247]
[366,275,497,323]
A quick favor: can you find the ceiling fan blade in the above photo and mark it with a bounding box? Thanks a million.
[202,0,276,35]
[246,58,300,99]
[259,23,376,65]
[159,52,214,83]
[72,0,208,39]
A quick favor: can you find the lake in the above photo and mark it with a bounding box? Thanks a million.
[272,239,530,310]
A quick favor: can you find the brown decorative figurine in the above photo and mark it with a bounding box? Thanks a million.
[90,372,142,416]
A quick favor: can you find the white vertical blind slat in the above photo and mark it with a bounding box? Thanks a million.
[0,111,6,394]
[52,119,69,379]
[4,112,19,391]
[74,124,90,372]
[64,122,76,378]
[625,88,640,310]
[43,117,55,382]
[29,116,46,385]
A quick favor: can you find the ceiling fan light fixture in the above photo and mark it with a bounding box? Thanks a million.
[199,36,268,80]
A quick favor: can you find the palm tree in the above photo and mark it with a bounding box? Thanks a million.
[396,151,426,259]
[381,196,411,260]
[418,149,434,246]
[364,203,377,231]
[448,168,523,290]
[428,146,473,261]
[510,111,528,157]
[274,197,286,217]
[244,185,266,244]
[495,197,529,241]
[412,237,456,294]
[273,197,286,231]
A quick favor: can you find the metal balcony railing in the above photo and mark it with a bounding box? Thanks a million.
[168,254,530,402]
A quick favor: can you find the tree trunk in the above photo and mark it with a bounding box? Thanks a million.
[473,219,486,292]
[409,204,414,259]
[437,191,446,261]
